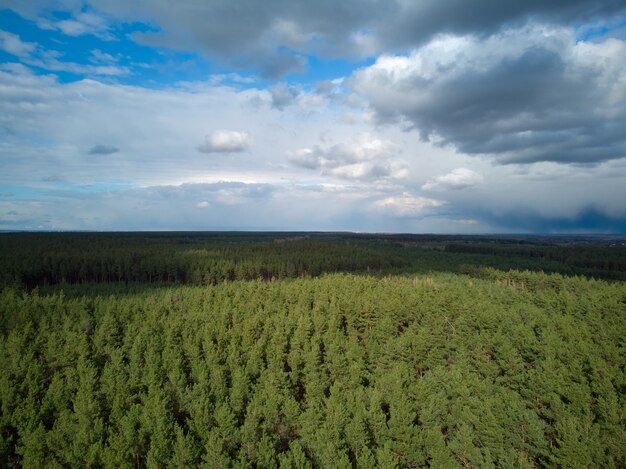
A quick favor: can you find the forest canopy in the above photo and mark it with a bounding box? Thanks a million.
[0,232,624,468]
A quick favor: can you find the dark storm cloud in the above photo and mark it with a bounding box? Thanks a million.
[471,206,626,234]
[351,27,626,164]
[89,144,119,155]
[376,0,626,50]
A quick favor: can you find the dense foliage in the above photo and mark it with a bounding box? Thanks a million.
[0,233,624,467]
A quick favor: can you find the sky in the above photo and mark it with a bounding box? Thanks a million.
[1,1,626,233]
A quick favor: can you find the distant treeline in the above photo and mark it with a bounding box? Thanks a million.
[444,243,626,280]
[0,234,407,289]
[1,233,624,290]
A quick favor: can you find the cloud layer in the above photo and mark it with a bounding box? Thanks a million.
[6,1,625,76]
[1,2,626,233]
[0,28,129,76]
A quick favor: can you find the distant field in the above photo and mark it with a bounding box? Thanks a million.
[1,233,624,467]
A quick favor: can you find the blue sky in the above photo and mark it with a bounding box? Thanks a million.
[1,1,625,232]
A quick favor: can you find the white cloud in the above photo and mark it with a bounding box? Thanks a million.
[0,30,128,76]
[289,148,320,170]
[197,130,252,153]
[30,51,130,76]
[289,137,406,181]
[37,11,114,41]
[374,193,446,217]
[0,30,36,58]
[327,138,398,164]
[89,49,119,64]
[326,162,403,181]
[1,66,400,190]
[196,201,210,208]
[422,168,483,191]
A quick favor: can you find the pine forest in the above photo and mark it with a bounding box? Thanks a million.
[0,232,624,468]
